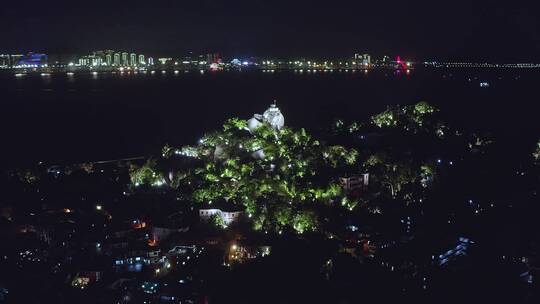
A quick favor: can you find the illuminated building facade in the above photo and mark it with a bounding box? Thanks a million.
[354,53,371,66]
[206,53,221,64]
[130,53,137,66]
[0,54,11,68]
[199,208,243,226]
[122,52,129,66]
[113,53,120,66]
[340,174,369,191]
[105,54,112,66]
[15,53,48,67]
[72,51,149,68]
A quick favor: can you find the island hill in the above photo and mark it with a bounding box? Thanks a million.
[127,101,505,236]
[3,101,539,303]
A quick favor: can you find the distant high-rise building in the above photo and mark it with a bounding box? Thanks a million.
[363,54,371,65]
[91,56,103,67]
[105,54,112,66]
[114,53,121,66]
[147,57,154,65]
[206,53,221,64]
[138,54,145,65]
[0,54,10,68]
[10,54,23,66]
[354,53,371,66]
[79,57,89,66]
[130,53,137,66]
[121,52,129,66]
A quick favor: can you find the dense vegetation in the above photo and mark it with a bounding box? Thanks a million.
[129,102,539,236]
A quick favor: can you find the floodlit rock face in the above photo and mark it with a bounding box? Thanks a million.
[247,103,285,134]
[251,149,265,160]
[247,115,263,133]
[214,144,226,161]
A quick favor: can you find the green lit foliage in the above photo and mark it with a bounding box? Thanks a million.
[210,214,227,228]
[370,102,439,132]
[274,205,293,227]
[363,152,429,200]
[468,133,494,152]
[435,122,449,139]
[340,197,359,211]
[292,210,318,234]
[409,101,436,126]
[130,159,166,187]
[324,146,358,167]
[162,144,173,159]
[17,170,39,185]
[169,117,357,232]
[371,109,398,128]
[348,121,362,133]
[420,163,436,188]
[533,140,540,164]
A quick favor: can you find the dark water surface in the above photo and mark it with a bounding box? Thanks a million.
[1,69,539,167]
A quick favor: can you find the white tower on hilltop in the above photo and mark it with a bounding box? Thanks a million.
[247,101,285,133]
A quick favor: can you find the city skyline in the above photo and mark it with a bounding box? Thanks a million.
[1,1,539,61]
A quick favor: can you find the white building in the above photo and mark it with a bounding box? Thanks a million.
[199,208,243,226]
[340,173,369,191]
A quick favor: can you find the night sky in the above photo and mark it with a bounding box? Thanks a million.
[1,1,539,61]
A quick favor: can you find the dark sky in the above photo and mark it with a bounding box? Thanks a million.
[1,1,539,61]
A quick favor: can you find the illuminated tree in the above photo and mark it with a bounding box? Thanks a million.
[17,170,39,185]
[408,101,436,126]
[371,108,398,128]
[210,214,227,228]
[168,118,357,232]
[370,102,439,131]
[130,159,166,187]
[534,140,540,163]
[362,152,426,200]
[292,210,318,234]
[420,163,436,188]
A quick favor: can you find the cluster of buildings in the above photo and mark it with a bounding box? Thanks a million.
[3,50,410,73]
[4,50,540,74]
[0,159,272,303]
[73,50,154,68]
[0,53,48,68]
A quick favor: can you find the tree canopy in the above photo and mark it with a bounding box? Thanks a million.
[163,118,358,233]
